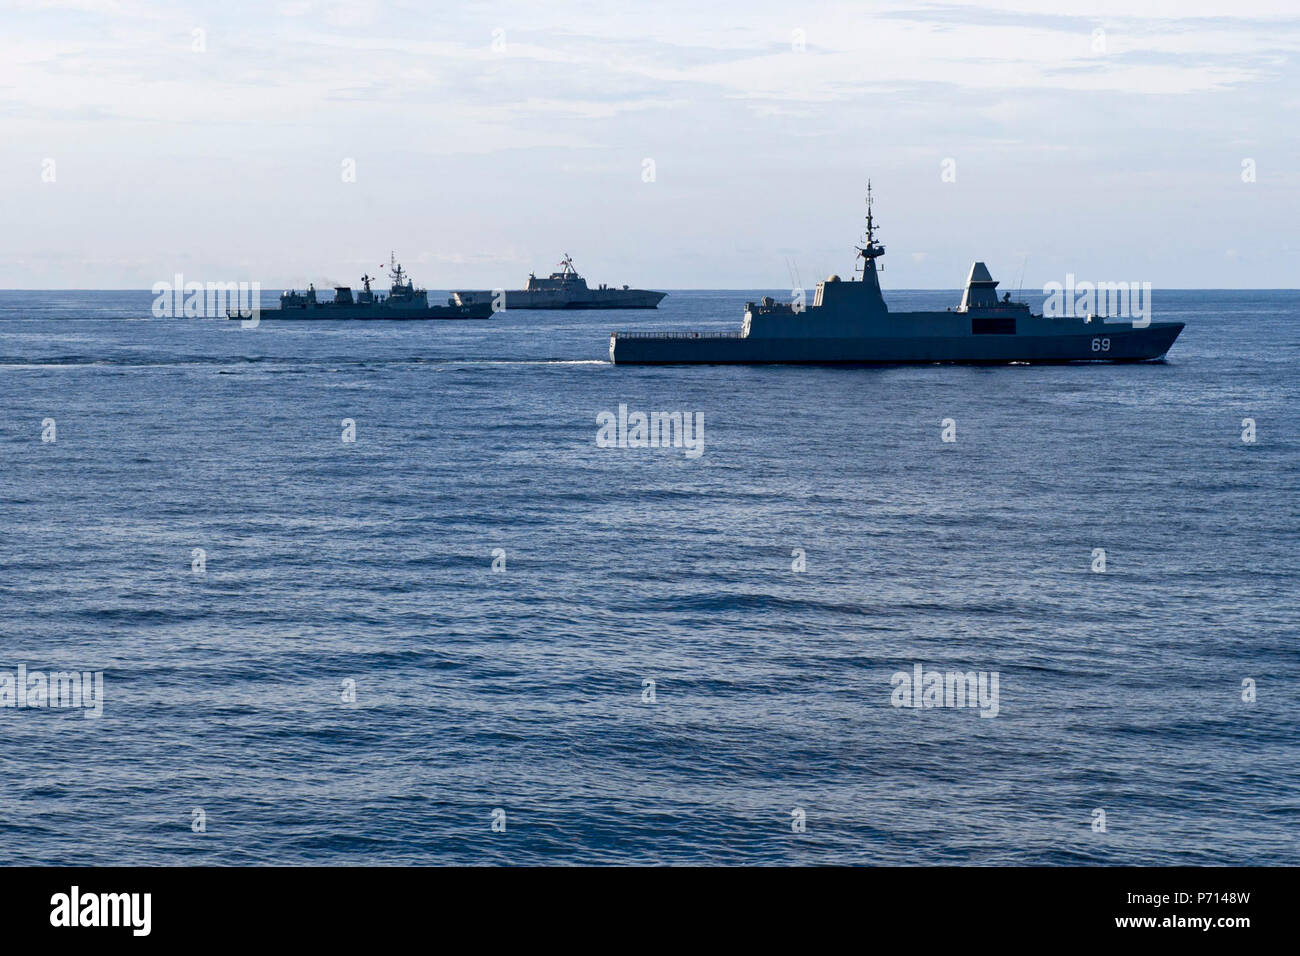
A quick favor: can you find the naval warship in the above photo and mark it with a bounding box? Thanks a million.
[610,186,1183,364]
[452,255,666,310]
[227,255,492,320]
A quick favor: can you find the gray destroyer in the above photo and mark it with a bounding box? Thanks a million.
[611,186,1183,364]
[228,255,491,320]
[453,255,665,310]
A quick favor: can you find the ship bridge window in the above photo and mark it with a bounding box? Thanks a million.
[972,317,1017,335]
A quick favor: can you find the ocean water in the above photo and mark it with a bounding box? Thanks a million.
[0,288,1296,866]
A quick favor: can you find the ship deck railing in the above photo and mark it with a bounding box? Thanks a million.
[613,330,744,340]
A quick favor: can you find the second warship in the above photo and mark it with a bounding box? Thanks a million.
[228,255,492,320]
[452,255,666,310]
[610,185,1183,364]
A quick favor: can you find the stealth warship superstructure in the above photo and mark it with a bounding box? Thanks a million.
[228,254,492,320]
[610,186,1183,364]
[453,255,666,310]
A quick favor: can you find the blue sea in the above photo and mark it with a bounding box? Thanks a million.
[0,289,1296,866]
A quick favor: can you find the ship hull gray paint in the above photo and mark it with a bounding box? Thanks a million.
[611,189,1186,367]
[227,304,492,320]
[612,321,1184,365]
[251,256,492,320]
[454,256,664,310]
[455,289,666,310]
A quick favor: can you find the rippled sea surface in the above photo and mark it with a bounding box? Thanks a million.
[0,289,1296,865]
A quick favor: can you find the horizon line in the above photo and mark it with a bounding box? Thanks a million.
[1,287,1299,293]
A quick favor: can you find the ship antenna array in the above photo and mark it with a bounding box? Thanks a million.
[856,179,884,276]
[388,251,408,285]
[866,180,875,246]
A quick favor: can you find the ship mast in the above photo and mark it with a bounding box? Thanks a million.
[855,180,886,280]
[388,251,407,288]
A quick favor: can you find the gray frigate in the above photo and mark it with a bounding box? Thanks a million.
[453,255,666,310]
[228,254,492,320]
[610,186,1183,364]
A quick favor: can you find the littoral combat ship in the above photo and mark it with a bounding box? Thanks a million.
[228,254,491,320]
[453,255,665,310]
[610,185,1183,364]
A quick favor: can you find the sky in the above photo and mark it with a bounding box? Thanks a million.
[1,0,1297,289]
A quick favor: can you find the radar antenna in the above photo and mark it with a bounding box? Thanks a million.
[855,180,886,279]
[388,251,408,287]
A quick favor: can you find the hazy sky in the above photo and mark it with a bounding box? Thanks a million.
[2,0,1297,288]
